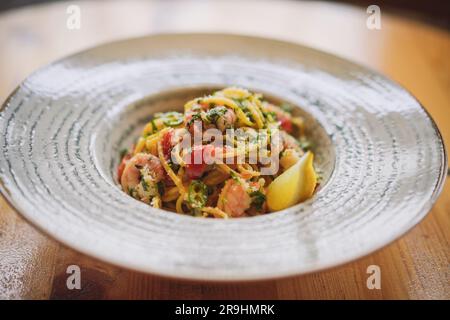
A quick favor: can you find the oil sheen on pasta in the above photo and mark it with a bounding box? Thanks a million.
[117,87,317,218]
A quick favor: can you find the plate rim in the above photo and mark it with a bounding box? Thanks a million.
[0,32,447,281]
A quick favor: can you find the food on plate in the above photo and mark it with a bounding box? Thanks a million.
[118,87,318,218]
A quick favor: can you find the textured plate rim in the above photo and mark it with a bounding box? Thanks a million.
[0,32,447,282]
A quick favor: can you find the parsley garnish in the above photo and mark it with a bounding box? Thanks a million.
[187,112,202,127]
[230,171,240,182]
[141,179,149,191]
[250,190,266,210]
[206,107,226,124]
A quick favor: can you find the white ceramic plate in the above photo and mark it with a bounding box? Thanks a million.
[0,34,446,281]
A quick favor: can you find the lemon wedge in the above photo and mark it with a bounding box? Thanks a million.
[267,151,317,211]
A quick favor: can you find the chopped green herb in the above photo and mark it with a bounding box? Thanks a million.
[150,118,158,132]
[230,171,240,182]
[206,107,226,124]
[141,179,149,192]
[263,111,277,122]
[250,190,266,210]
[187,112,202,127]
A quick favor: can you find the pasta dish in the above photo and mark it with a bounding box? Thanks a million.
[117,87,318,218]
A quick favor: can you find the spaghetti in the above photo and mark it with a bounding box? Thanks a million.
[117,87,315,218]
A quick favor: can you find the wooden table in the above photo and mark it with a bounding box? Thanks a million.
[0,0,448,300]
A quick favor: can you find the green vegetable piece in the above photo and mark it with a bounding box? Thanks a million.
[162,111,184,127]
[188,180,208,209]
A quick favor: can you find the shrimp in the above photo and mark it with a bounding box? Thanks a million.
[280,148,302,170]
[117,153,132,182]
[215,108,236,131]
[184,144,215,179]
[218,179,251,217]
[121,153,165,203]
[281,131,302,152]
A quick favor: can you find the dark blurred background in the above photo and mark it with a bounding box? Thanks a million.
[0,0,449,30]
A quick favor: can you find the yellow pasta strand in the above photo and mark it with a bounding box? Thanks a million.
[142,118,165,136]
[145,133,159,155]
[220,87,250,100]
[134,137,146,154]
[184,98,199,113]
[245,101,264,129]
[216,163,241,178]
[201,207,229,219]
[176,193,186,214]
[162,186,180,202]
[151,196,162,209]
[237,163,260,178]
[201,96,254,127]
[157,129,185,193]
[250,96,266,127]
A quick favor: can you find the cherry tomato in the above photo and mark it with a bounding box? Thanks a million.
[185,145,214,179]
[161,129,173,159]
[279,116,293,133]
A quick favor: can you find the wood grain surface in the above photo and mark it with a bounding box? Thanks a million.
[0,0,448,300]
